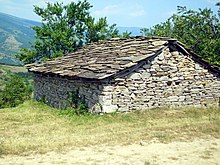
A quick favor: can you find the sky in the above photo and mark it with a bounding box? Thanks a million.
[0,0,219,28]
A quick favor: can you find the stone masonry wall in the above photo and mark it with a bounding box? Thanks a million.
[33,74,106,112]
[105,48,220,112]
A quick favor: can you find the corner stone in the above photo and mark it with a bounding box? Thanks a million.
[102,104,118,113]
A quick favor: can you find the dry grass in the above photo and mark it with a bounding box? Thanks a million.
[0,101,220,155]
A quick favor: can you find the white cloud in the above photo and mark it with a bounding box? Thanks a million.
[129,5,146,17]
[129,9,145,17]
[93,5,120,16]
[207,0,219,4]
[93,4,146,18]
[0,0,74,21]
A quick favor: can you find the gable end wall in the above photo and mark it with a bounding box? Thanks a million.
[102,48,220,112]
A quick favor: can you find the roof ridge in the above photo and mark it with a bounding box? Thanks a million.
[88,36,177,46]
[109,36,175,41]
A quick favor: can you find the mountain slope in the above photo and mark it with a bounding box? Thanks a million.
[0,12,39,65]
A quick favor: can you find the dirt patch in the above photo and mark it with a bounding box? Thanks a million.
[1,138,220,165]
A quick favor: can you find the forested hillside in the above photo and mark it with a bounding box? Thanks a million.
[0,12,39,65]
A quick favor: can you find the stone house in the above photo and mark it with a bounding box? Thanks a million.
[26,37,220,113]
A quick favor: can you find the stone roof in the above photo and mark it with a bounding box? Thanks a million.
[26,36,220,80]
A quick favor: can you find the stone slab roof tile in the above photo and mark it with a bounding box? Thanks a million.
[27,37,169,79]
[27,36,220,79]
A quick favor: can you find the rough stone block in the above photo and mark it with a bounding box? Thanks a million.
[160,76,169,81]
[141,72,151,79]
[103,86,114,92]
[143,64,151,69]
[102,105,118,113]
[179,96,186,101]
[158,54,165,61]
[129,73,141,80]
[118,106,129,112]
[167,96,179,102]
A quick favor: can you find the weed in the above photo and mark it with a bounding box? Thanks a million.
[68,90,88,115]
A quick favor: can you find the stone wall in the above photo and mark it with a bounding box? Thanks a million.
[33,48,220,113]
[106,48,220,112]
[33,74,104,111]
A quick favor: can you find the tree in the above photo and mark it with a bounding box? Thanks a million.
[85,17,120,43]
[0,74,32,108]
[121,31,132,38]
[140,28,154,37]
[141,4,220,66]
[17,0,120,64]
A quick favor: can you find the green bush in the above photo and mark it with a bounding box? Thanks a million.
[68,90,88,116]
[0,74,32,108]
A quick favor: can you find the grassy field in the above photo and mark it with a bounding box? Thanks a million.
[0,101,220,156]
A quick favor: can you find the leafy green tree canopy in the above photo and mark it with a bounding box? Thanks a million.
[141,4,220,66]
[17,0,120,64]
[0,74,32,108]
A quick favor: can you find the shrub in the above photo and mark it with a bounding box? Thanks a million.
[68,90,88,116]
[0,74,32,108]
